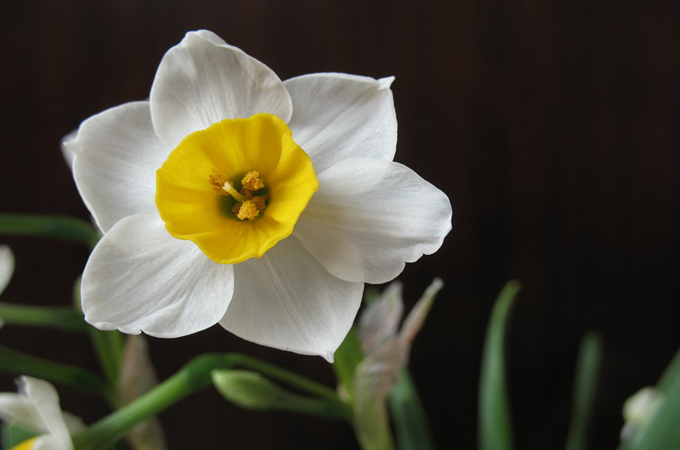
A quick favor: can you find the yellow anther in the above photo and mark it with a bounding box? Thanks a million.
[235,200,260,220]
[242,171,265,191]
[209,175,230,195]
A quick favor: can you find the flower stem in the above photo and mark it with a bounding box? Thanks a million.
[0,213,100,248]
[71,353,350,449]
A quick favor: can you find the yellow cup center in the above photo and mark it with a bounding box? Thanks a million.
[155,113,318,264]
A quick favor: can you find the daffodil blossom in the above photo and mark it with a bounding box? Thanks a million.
[64,30,452,361]
[0,376,85,450]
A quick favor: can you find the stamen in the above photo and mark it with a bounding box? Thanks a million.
[242,171,265,191]
[235,200,259,220]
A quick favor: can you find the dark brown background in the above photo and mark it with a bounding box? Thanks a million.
[1,0,679,449]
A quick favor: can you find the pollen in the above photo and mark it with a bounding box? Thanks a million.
[234,200,260,220]
[242,171,265,191]
[209,175,231,195]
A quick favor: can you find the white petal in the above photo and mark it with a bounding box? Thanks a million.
[60,129,78,170]
[357,282,404,354]
[61,412,86,435]
[0,393,43,432]
[34,435,72,450]
[284,73,397,174]
[150,30,292,149]
[294,158,452,284]
[0,245,15,296]
[82,214,234,338]
[220,236,363,361]
[69,101,170,232]
[17,377,71,449]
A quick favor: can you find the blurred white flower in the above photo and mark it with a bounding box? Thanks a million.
[620,386,663,442]
[0,245,14,297]
[0,377,85,450]
[0,245,15,329]
[119,335,168,450]
[353,279,442,449]
[65,30,452,360]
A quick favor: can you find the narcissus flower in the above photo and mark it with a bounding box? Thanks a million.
[0,377,85,450]
[65,30,452,361]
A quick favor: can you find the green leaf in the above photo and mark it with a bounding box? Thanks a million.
[565,333,603,450]
[333,328,364,399]
[0,302,88,332]
[2,423,39,450]
[0,213,100,248]
[0,344,109,397]
[478,280,521,450]
[619,347,680,450]
[212,370,350,420]
[389,370,436,450]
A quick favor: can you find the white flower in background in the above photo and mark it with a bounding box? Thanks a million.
[620,386,663,442]
[0,245,15,328]
[119,335,168,450]
[64,30,452,361]
[0,377,85,450]
[0,245,14,297]
[353,280,442,449]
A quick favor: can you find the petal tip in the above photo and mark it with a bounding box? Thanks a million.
[378,76,395,90]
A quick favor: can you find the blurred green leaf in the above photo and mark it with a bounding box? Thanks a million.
[478,280,521,450]
[333,328,364,399]
[0,302,88,332]
[389,370,436,450]
[565,333,603,450]
[0,213,99,248]
[364,286,382,305]
[0,344,108,397]
[1,423,38,450]
[73,278,124,394]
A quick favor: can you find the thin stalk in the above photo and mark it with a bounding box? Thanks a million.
[0,213,100,248]
[0,302,88,332]
[0,344,112,401]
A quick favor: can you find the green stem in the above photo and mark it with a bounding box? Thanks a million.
[72,353,348,450]
[0,344,111,400]
[0,302,88,332]
[0,213,100,247]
